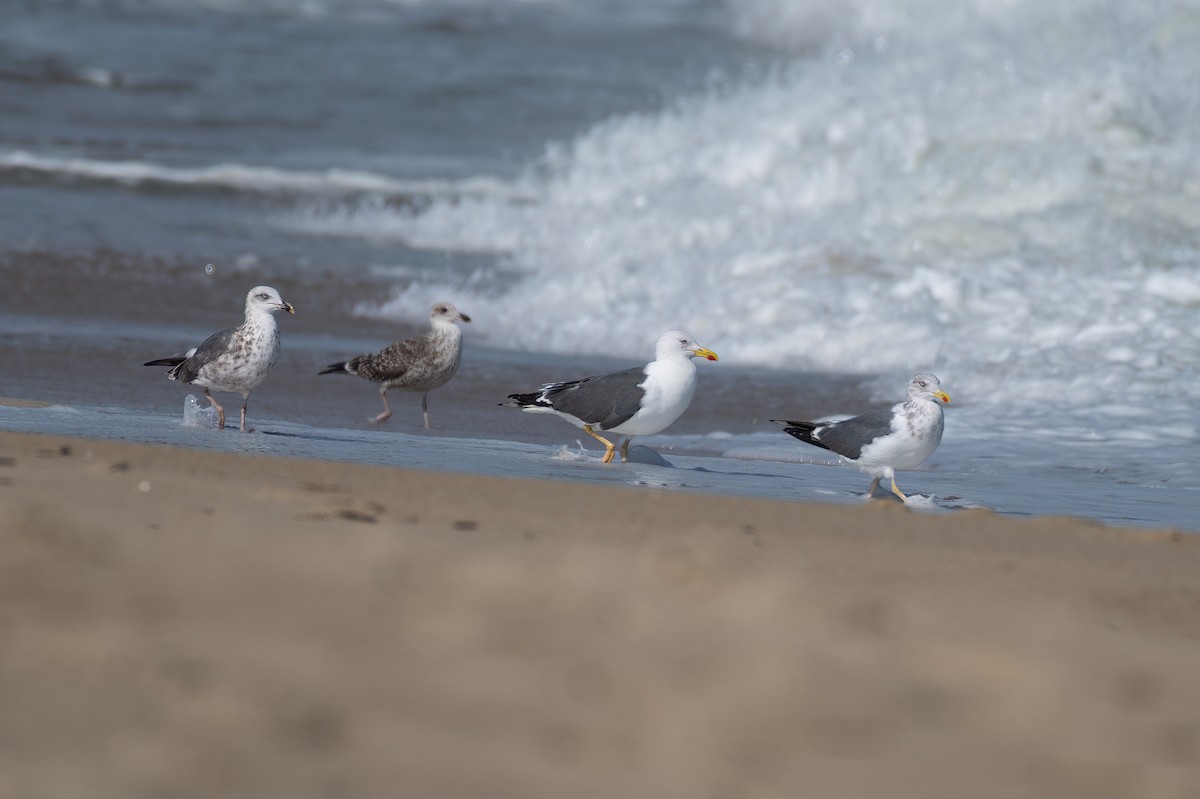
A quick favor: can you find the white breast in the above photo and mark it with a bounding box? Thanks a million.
[610,357,697,436]
[855,399,944,472]
[198,316,280,393]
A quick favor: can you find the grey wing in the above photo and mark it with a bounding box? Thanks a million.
[544,366,646,429]
[173,327,238,383]
[816,408,898,459]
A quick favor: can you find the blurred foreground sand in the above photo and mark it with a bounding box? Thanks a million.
[1,431,1198,798]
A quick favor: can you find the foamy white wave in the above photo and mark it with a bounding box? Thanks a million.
[0,150,513,199]
[325,0,1200,433]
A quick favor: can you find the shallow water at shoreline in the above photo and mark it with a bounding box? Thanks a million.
[2,370,1196,535]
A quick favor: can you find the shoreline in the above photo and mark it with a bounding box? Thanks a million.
[2,429,1199,797]
[5,274,1196,535]
[4,397,1198,534]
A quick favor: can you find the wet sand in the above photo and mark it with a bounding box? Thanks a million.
[2,430,1198,798]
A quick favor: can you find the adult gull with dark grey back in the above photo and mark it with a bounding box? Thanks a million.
[773,373,951,501]
[503,330,719,464]
[144,285,295,432]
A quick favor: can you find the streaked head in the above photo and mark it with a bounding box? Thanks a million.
[431,302,471,326]
[246,285,295,315]
[657,330,719,362]
[908,372,950,404]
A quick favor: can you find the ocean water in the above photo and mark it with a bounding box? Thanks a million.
[1,0,1198,531]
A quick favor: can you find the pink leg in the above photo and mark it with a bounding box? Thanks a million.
[205,388,226,430]
[372,387,392,424]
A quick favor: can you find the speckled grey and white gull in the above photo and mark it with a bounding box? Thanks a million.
[144,285,295,432]
[502,330,719,464]
[320,302,470,428]
[772,373,951,501]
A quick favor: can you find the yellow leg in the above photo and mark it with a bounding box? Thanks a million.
[583,425,617,464]
[890,477,909,502]
[619,438,631,463]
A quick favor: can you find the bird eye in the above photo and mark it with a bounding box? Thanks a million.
[258,293,269,301]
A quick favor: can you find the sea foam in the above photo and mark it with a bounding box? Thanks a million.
[327,0,1200,445]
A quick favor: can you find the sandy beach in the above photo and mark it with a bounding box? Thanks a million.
[2,429,1198,798]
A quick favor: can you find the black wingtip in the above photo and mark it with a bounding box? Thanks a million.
[772,419,819,444]
[505,392,542,406]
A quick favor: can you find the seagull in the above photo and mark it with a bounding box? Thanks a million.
[503,330,718,464]
[772,373,951,501]
[320,302,470,428]
[144,285,295,432]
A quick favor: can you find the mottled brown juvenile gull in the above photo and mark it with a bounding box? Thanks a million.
[502,330,718,464]
[772,372,950,501]
[320,302,470,428]
[144,285,295,432]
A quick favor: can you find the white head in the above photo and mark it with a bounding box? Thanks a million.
[245,285,295,317]
[907,372,951,404]
[655,330,719,362]
[430,302,471,328]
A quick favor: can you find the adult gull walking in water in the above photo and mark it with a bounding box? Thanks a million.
[773,373,950,501]
[503,330,718,464]
[320,302,470,428]
[144,285,295,432]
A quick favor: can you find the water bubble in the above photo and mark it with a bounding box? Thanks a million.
[205,263,215,275]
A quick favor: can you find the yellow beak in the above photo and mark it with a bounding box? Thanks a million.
[935,391,950,404]
[283,302,296,315]
[692,347,719,362]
